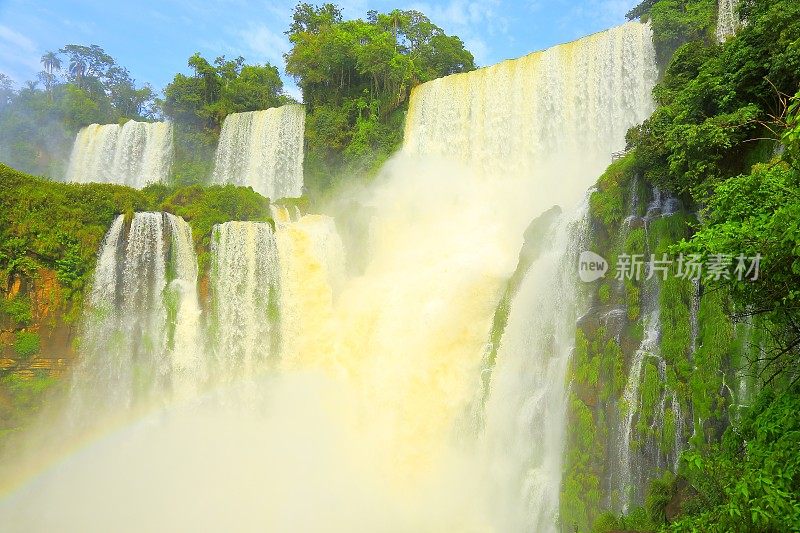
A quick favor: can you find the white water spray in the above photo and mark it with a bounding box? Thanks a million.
[2,22,659,533]
[211,105,305,199]
[65,121,173,187]
[716,0,740,42]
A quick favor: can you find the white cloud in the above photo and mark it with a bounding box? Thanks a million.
[567,0,638,28]
[238,23,290,67]
[405,0,508,66]
[0,24,40,82]
[0,24,35,52]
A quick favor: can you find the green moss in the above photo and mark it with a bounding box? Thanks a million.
[638,360,663,436]
[662,404,676,453]
[560,390,603,532]
[589,153,636,227]
[689,288,734,445]
[1,295,32,325]
[625,227,647,256]
[592,511,621,532]
[660,272,692,369]
[13,331,40,359]
[598,283,611,304]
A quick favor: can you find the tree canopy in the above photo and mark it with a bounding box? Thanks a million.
[284,3,476,192]
[162,53,290,131]
[0,44,156,177]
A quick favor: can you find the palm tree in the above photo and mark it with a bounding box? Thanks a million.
[40,51,61,98]
[69,58,86,88]
[41,51,61,75]
[388,10,403,49]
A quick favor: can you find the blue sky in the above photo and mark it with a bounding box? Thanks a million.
[0,0,639,99]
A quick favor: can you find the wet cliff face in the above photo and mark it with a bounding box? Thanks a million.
[559,158,754,529]
[0,269,76,434]
[1,269,76,367]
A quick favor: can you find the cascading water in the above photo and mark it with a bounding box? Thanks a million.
[716,0,740,42]
[480,201,591,531]
[2,22,660,533]
[210,221,281,377]
[65,121,173,187]
[274,213,345,367]
[404,21,657,530]
[70,212,202,420]
[211,105,305,199]
[614,189,686,511]
[404,21,657,210]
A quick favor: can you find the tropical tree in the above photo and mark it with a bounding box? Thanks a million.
[40,51,61,76]
[163,53,287,130]
[0,73,14,110]
[284,3,475,190]
[60,44,114,93]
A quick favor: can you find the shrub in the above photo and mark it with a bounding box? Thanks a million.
[13,331,40,359]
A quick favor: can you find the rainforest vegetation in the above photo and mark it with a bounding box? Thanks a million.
[0,3,473,194]
[1,0,799,531]
[576,0,800,530]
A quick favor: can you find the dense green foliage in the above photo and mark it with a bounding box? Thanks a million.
[12,331,40,360]
[163,54,289,130]
[285,3,475,192]
[0,163,152,305]
[584,0,800,530]
[0,163,272,308]
[668,386,800,531]
[628,0,800,385]
[630,0,717,66]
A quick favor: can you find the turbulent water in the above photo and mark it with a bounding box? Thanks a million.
[2,22,659,533]
[65,121,173,187]
[480,203,591,531]
[211,105,305,199]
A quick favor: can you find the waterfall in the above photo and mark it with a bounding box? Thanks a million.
[404,21,657,211]
[716,0,740,42]
[3,23,662,533]
[70,212,202,420]
[210,221,281,377]
[65,121,173,187]
[274,214,345,367]
[617,306,657,511]
[480,202,590,532]
[405,21,658,531]
[614,189,690,511]
[211,105,305,199]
